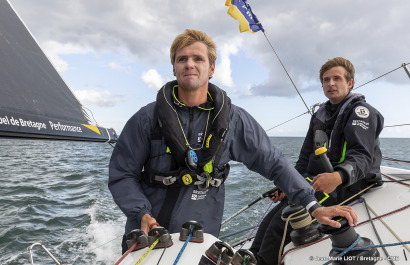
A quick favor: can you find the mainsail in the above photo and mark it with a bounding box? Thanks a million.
[0,0,117,143]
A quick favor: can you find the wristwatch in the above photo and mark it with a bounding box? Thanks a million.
[308,202,322,216]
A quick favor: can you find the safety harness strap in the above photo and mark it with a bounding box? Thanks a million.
[143,164,230,190]
[156,187,181,231]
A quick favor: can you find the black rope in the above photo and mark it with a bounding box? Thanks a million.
[362,197,395,265]
[379,179,410,183]
[382,156,410,164]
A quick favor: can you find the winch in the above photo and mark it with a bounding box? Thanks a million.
[317,217,380,264]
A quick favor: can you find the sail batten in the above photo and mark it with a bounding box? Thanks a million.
[0,0,117,143]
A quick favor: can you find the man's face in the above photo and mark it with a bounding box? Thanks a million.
[173,42,215,92]
[322,66,354,104]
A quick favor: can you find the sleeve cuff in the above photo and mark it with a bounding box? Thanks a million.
[136,208,152,227]
[306,201,322,215]
[334,163,355,187]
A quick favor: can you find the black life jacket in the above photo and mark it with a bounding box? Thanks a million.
[312,93,365,163]
[144,80,231,190]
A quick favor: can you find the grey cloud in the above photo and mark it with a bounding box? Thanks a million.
[9,0,410,97]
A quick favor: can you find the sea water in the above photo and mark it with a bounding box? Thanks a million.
[1,137,409,265]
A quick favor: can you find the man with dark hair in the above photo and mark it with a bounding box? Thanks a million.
[109,31,359,254]
[251,57,384,265]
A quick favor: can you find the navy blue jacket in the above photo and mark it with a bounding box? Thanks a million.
[109,82,316,236]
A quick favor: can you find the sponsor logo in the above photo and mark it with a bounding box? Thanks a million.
[355,106,370,118]
[352,120,369,130]
[198,132,204,143]
[191,189,208,200]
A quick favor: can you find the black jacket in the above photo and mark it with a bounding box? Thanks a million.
[295,93,384,201]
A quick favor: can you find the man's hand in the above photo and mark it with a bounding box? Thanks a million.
[312,172,342,193]
[312,205,358,228]
[269,190,286,203]
[141,213,159,235]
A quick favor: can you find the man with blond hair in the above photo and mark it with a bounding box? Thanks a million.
[109,31,359,254]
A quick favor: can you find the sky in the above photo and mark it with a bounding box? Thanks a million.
[7,0,410,138]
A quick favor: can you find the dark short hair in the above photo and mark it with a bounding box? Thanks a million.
[319,57,355,86]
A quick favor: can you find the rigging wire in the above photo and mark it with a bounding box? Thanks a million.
[82,106,100,127]
[384,123,410,128]
[352,63,409,91]
[265,111,309,132]
[265,63,410,132]
[262,31,312,116]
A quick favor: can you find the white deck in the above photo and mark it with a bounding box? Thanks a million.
[118,233,219,265]
[283,166,410,265]
[118,166,410,264]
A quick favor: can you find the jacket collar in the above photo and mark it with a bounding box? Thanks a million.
[171,84,214,110]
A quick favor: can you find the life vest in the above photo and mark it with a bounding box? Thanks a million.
[143,80,231,190]
[312,93,365,163]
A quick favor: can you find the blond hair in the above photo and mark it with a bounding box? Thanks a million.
[170,29,217,66]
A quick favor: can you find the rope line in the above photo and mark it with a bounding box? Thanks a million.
[382,156,410,163]
[331,240,410,254]
[362,197,395,265]
[322,234,361,265]
[172,227,194,265]
[135,238,160,265]
[156,247,167,265]
[365,202,410,253]
[114,241,138,265]
[278,207,306,264]
[382,173,410,187]
[323,237,410,265]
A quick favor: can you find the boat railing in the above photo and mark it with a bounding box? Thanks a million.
[27,242,61,265]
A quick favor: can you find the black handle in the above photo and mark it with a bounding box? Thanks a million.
[315,147,334,173]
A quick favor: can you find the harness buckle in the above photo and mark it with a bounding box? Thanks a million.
[197,172,211,191]
[209,178,222,187]
[161,176,176,186]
